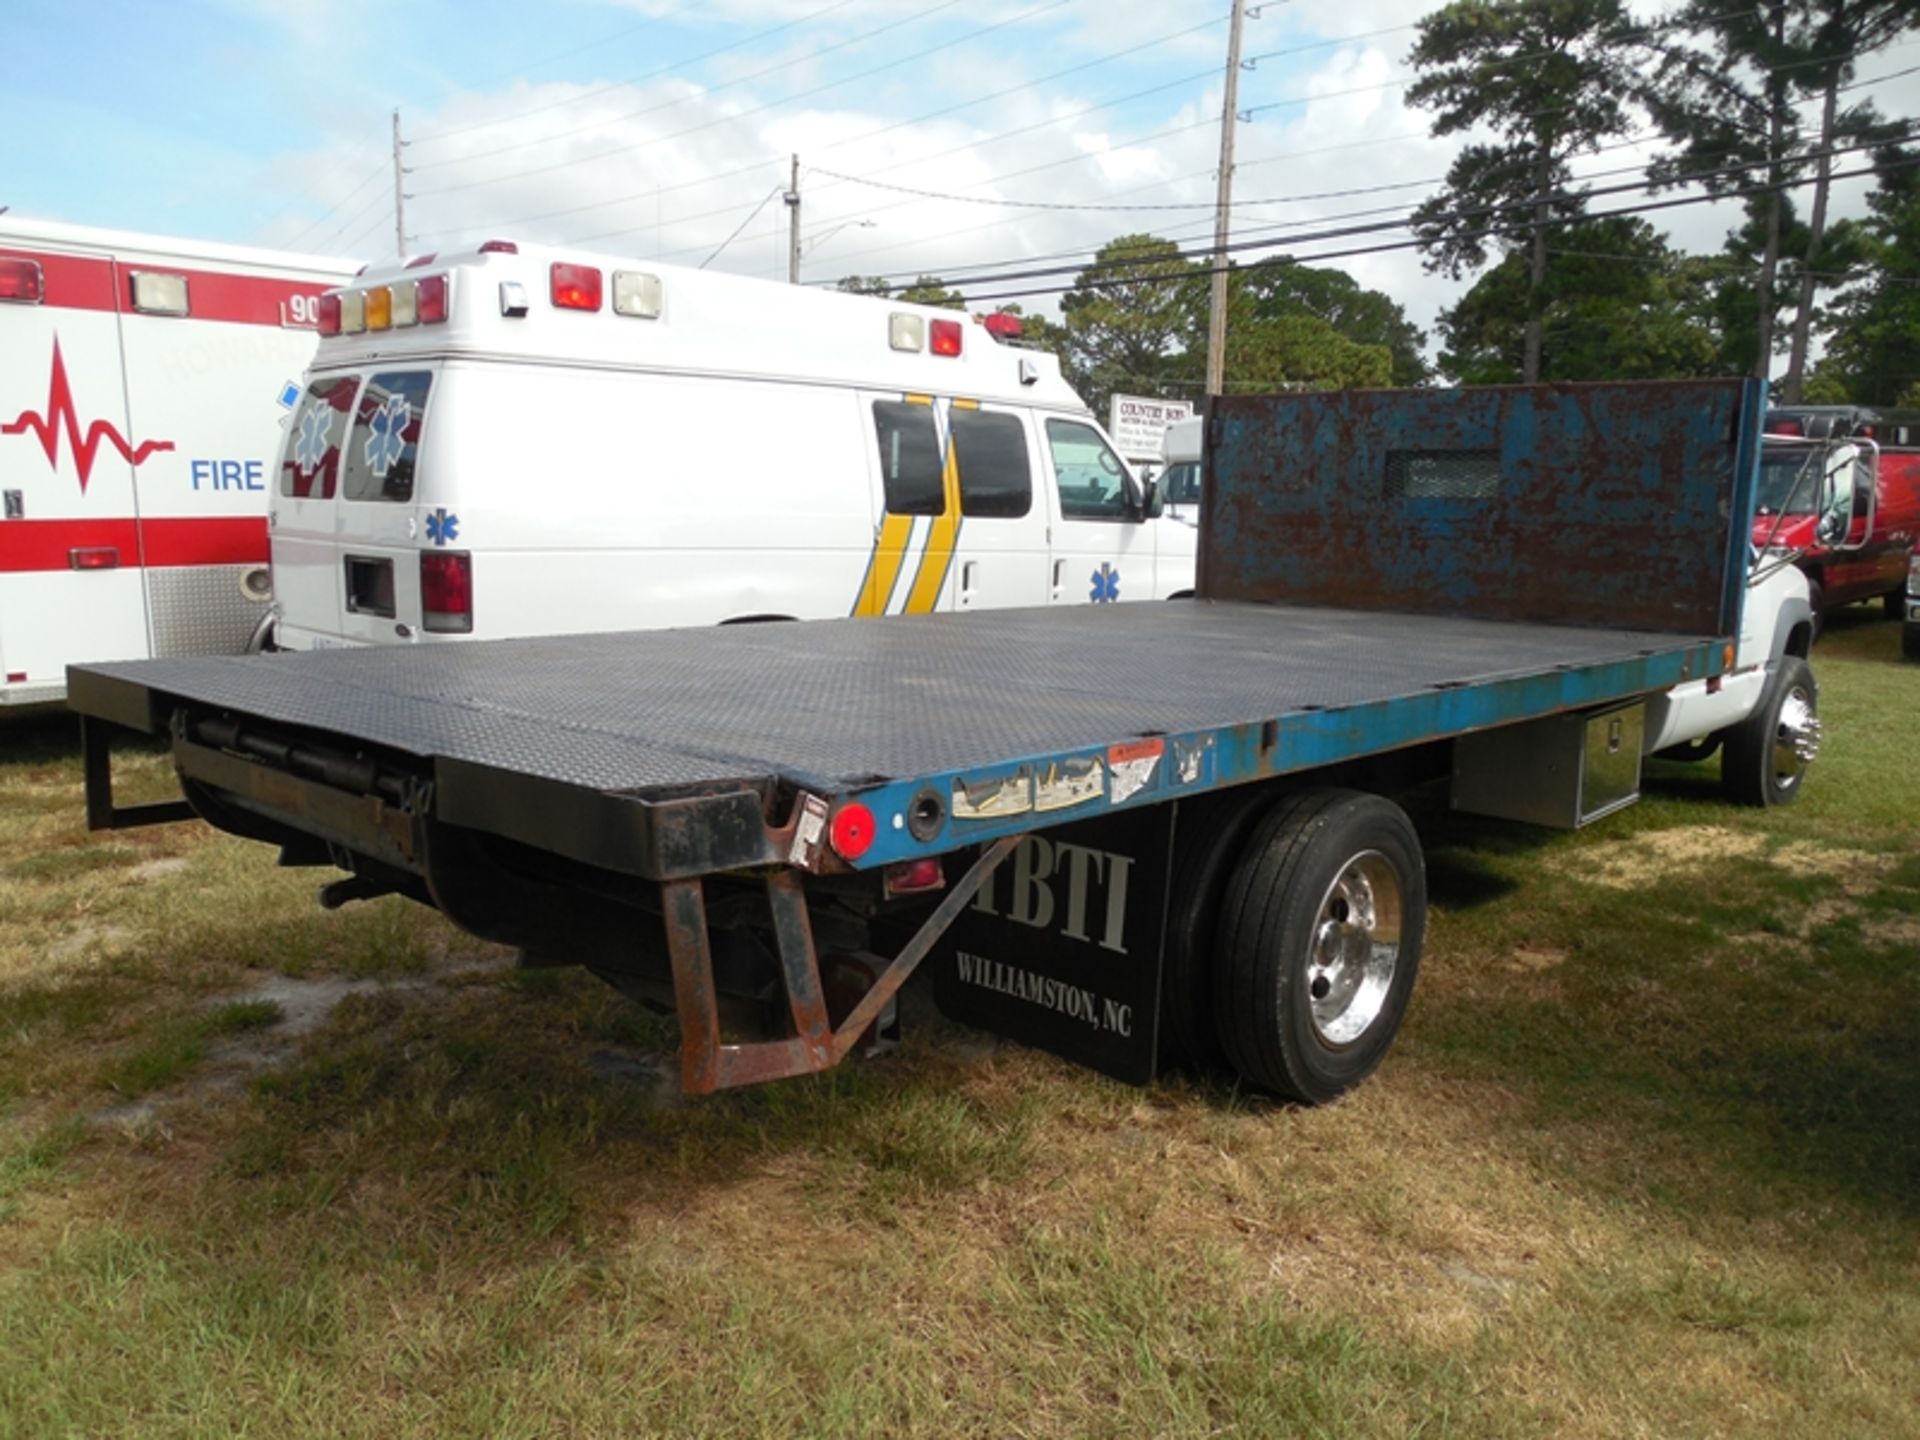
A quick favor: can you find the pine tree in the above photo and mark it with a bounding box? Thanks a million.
[1405,0,1638,382]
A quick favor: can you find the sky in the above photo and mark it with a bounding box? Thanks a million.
[4,0,1916,355]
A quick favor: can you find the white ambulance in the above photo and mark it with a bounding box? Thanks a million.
[0,217,357,707]
[268,240,1197,650]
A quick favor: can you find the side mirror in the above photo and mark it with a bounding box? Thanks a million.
[1816,441,1870,548]
[1142,474,1164,520]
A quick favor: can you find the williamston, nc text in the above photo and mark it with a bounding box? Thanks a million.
[953,950,1134,1037]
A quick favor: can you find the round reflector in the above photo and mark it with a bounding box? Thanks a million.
[828,803,878,861]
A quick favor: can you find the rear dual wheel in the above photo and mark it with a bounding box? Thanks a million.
[1166,787,1426,1103]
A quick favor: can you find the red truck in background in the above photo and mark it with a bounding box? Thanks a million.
[1758,406,1920,624]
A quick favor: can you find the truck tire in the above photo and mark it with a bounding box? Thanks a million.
[1159,786,1279,1070]
[1885,590,1904,620]
[1211,789,1425,1104]
[1721,655,1819,807]
[1904,623,1920,661]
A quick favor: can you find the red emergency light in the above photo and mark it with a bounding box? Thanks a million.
[416,274,449,325]
[0,257,45,303]
[421,551,473,633]
[929,318,963,357]
[317,292,342,336]
[405,253,438,269]
[982,311,1022,340]
[68,547,120,570]
[550,263,602,311]
[1767,419,1803,436]
[478,239,519,255]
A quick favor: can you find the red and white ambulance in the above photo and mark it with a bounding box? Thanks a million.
[0,217,357,708]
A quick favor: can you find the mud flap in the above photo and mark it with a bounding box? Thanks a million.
[931,804,1177,1084]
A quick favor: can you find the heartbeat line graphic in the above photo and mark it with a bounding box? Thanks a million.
[2,337,175,493]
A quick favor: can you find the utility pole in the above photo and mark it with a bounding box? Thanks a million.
[785,154,801,284]
[391,110,408,259]
[1205,0,1248,398]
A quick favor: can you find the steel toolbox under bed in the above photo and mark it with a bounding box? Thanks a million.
[69,380,1766,1098]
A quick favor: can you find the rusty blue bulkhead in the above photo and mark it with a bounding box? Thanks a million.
[1199,379,1764,639]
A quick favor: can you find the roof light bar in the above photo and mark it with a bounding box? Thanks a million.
[889,313,924,353]
[0,257,44,304]
[550,263,602,312]
[129,271,189,317]
[612,270,662,319]
[417,274,449,324]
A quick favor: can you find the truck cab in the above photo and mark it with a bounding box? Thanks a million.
[1158,415,1203,529]
[1757,405,1920,620]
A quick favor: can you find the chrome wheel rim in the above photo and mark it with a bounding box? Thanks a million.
[1306,851,1403,1046]
[1772,684,1819,789]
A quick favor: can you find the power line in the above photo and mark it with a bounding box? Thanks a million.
[699,185,784,269]
[285,159,390,249]
[928,129,1913,298]
[413,9,1231,243]
[950,152,1918,304]
[410,0,974,173]
[416,0,1075,199]
[409,0,863,145]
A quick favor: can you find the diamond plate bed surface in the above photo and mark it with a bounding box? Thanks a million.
[78,602,1710,796]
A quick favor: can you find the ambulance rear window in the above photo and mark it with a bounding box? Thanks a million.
[342,371,432,504]
[280,376,357,499]
[871,401,944,516]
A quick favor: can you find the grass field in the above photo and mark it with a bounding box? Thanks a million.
[1,611,1916,1439]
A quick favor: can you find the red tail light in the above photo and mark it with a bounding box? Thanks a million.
[883,856,945,897]
[317,292,342,336]
[420,551,472,633]
[0,257,44,303]
[550,263,602,311]
[929,318,963,357]
[416,274,448,325]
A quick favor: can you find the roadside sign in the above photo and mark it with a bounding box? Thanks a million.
[1108,394,1195,463]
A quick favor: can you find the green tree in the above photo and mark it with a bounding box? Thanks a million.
[1056,235,1203,417]
[1231,260,1430,386]
[1436,218,1720,383]
[1642,1,1915,393]
[1774,2,1917,399]
[1809,142,1920,405]
[1406,0,1638,382]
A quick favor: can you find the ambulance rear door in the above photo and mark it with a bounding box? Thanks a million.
[272,370,360,643]
[0,245,150,696]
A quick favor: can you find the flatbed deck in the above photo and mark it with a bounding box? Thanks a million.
[72,598,1717,875]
